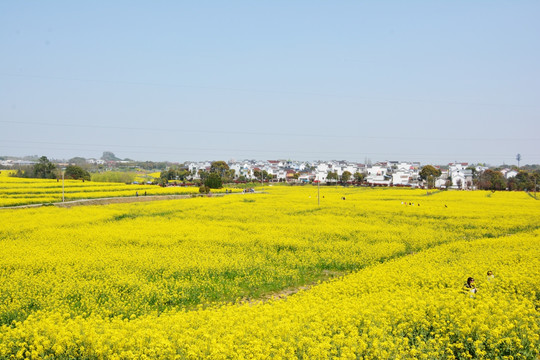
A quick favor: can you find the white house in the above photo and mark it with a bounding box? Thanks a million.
[448,163,473,189]
[434,170,449,188]
[276,169,287,181]
[392,171,414,186]
[86,158,105,165]
[502,169,518,179]
[298,173,314,183]
[316,163,330,173]
[315,171,328,183]
[366,165,391,185]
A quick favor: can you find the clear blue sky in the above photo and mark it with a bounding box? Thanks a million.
[1,1,539,165]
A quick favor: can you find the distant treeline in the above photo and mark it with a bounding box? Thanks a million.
[476,169,539,191]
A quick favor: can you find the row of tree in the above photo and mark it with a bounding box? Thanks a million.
[12,156,91,181]
[418,165,539,192]
[477,169,539,191]
[159,161,233,190]
[325,171,365,184]
[11,156,540,193]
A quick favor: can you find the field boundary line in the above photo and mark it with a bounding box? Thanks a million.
[0,192,263,209]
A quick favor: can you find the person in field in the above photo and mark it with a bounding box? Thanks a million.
[487,270,495,281]
[463,277,477,296]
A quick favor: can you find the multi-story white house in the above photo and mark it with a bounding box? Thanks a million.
[366,165,391,185]
[389,162,419,186]
[314,171,328,183]
[448,163,473,189]
[392,171,413,186]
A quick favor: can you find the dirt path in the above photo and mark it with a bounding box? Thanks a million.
[1,192,255,209]
[54,194,197,208]
[239,270,344,304]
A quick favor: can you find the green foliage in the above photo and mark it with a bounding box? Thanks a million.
[477,169,506,190]
[507,170,538,191]
[253,169,271,181]
[210,161,229,177]
[205,173,223,189]
[326,171,338,181]
[223,169,235,183]
[91,171,136,183]
[160,167,190,183]
[210,161,236,183]
[419,165,442,189]
[199,185,210,194]
[68,157,87,165]
[198,170,209,182]
[354,172,365,182]
[64,165,91,181]
[419,165,442,180]
[32,156,57,179]
[341,171,352,183]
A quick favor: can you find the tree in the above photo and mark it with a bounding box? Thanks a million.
[64,165,91,181]
[223,169,236,183]
[419,165,442,180]
[69,157,87,165]
[210,161,229,177]
[205,172,223,189]
[341,171,352,184]
[205,160,231,185]
[477,169,506,191]
[419,165,442,189]
[507,170,535,191]
[326,171,338,183]
[354,172,365,183]
[253,169,271,182]
[32,156,57,179]
[198,169,209,182]
[252,169,262,180]
[160,167,190,183]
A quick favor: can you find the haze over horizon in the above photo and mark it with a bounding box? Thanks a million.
[1,2,539,165]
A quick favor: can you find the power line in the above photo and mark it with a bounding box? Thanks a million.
[2,120,539,142]
[1,72,537,109]
[0,142,535,161]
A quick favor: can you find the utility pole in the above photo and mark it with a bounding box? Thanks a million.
[318,176,320,207]
[516,153,521,169]
[62,168,65,202]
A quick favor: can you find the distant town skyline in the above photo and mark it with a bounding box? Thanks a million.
[0,151,534,168]
[1,2,539,164]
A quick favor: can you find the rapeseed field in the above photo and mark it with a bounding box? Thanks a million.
[0,175,237,207]
[0,185,538,359]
